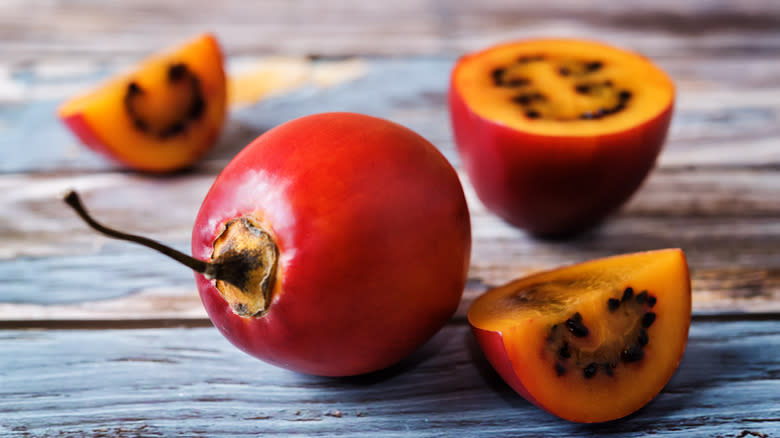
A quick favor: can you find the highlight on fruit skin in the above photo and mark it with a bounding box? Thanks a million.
[191,112,472,376]
[468,249,691,423]
[58,33,227,173]
[449,38,675,236]
[62,112,472,378]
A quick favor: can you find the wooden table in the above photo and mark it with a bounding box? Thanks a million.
[1,1,778,436]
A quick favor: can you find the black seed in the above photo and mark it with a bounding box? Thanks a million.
[648,295,657,307]
[595,108,607,117]
[555,363,566,376]
[558,66,571,76]
[607,298,620,312]
[604,363,614,377]
[526,110,541,119]
[642,312,656,328]
[127,81,143,96]
[189,96,206,119]
[512,92,544,105]
[565,313,589,337]
[491,67,505,85]
[159,121,185,139]
[585,61,603,72]
[168,63,188,82]
[635,290,648,304]
[133,118,149,132]
[575,84,591,94]
[621,345,644,363]
[580,112,595,120]
[622,287,634,302]
[583,362,598,379]
[504,77,530,87]
[638,329,649,346]
[619,90,632,101]
[603,79,614,86]
[613,102,626,113]
[513,94,532,105]
[558,342,571,359]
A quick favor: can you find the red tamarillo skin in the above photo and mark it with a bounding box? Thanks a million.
[192,112,471,376]
[449,39,675,236]
[468,249,692,423]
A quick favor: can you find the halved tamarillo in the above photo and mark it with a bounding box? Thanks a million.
[449,39,675,236]
[468,249,691,423]
[59,33,227,172]
[65,112,471,377]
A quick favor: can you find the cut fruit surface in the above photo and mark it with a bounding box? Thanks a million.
[468,249,691,423]
[449,38,675,235]
[59,33,227,172]
[452,39,674,136]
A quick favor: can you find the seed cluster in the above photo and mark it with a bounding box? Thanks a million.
[123,63,207,140]
[489,54,633,121]
[546,286,658,380]
[575,81,632,120]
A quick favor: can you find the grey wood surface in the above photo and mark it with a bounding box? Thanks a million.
[0,0,779,436]
[1,0,780,60]
[1,56,778,319]
[1,320,778,437]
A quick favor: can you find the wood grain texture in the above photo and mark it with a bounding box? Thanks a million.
[0,52,778,318]
[0,321,777,437]
[1,1,779,435]
[3,56,780,173]
[1,164,778,319]
[0,0,779,61]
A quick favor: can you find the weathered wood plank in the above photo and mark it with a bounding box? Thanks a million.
[2,56,779,175]
[0,320,777,437]
[1,165,778,319]
[0,0,779,61]
[2,48,778,317]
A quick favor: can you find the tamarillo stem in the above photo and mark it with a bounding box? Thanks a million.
[63,190,219,280]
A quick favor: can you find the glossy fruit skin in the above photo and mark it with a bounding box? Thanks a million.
[471,326,543,408]
[59,34,226,173]
[468,249,691,423]
[449,67,673,237]
[192,112,472,376]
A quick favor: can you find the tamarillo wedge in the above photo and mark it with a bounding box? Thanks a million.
[449,39,675,236]
[468,249,691,423]
[58,33,227,172]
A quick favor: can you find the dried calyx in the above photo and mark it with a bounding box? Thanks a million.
[63,190,277,318]
[123,62,207,140]
[491,54,633,121]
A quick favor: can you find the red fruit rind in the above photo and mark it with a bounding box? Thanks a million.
[472,326,543,408]
[192,112,471,376]
[469,249,691,423]
[449,39,675,235]
[58,33,227,172]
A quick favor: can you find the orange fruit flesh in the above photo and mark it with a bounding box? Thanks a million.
[468,249,691,423]
[452,39,674,137]
[58,34,227,172]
